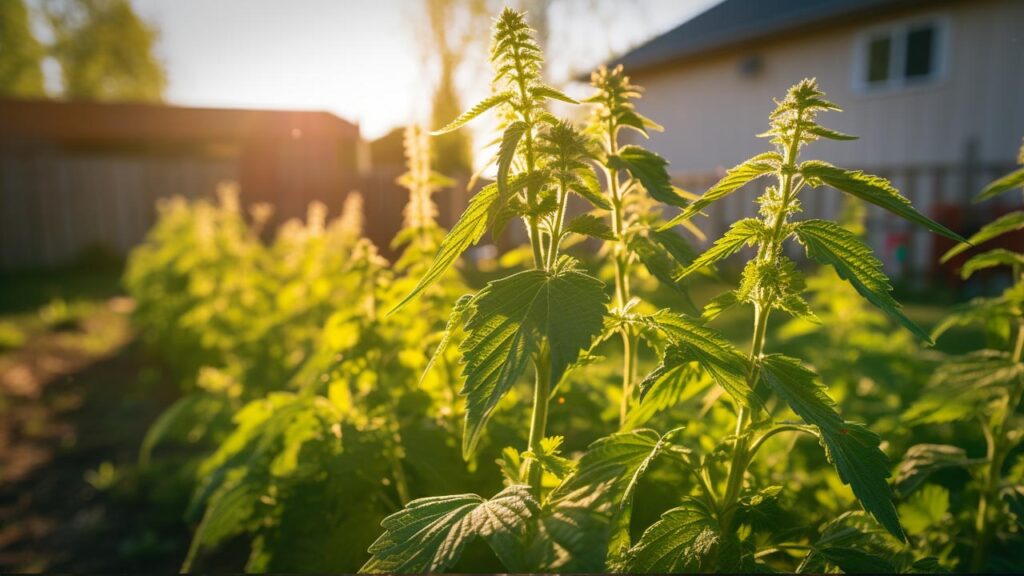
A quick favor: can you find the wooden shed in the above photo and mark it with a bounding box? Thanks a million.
[0,99,362,269]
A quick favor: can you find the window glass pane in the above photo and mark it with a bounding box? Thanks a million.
[867,35,891,83]
[905,25,935,78]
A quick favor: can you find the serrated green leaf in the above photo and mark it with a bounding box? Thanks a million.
[565,214,614,240]
[617,109,663,138]
[418,294,473,387]
[183,469,262,571]
[679,218,761,279]
[650,312,757,409]
[652,229,698,268]
[361,485,539,573]
[521,436,576,480]
[807,124,858,141]
[800,161,965,243]
[898,484,949,534]
[574,167,613,210]
[795,219,929,343]
[977,166,1024,202]
[431,92,511,135]
[662,152,780,227]
[942,211,1024,261]
[702,291,740,321]
[390,184,499,313]
[758,354,905,540]
[497,121,528,199]
[549,428,684,564]
[460,263,607,456]
[961,248,1024,279]
[616,498,719,573]
[895,444,970,496]
[630,234,683,290]
[531,83,579,104]
[607,145,687,208]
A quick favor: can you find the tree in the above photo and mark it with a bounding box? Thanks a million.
[419,0,490,176]
[45,0,166,102]
[0,0,46,98]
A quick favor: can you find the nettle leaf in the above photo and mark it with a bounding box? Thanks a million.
[564,214,614,241]
[649,312,757,409]
[895,444,970,496]
[550,428,682,561]
[702,291,740,322]
[391,184,499,313]
[977,165,1024,202]
[898,484,949,535]
[799,161,965,243]
[616,498,720,573]
[799,512,906,574]
[630,234,685,292]
[617,109,663,138]
[431,91,511,135]
[497,121,528,199]
[460,263,607,456]
[522,436,576,480]
[807,124,858,141]
[679,218,762,279]
[418,294,473,387]
[361,485,539,573]
[607,145,687,208]
[573,168,613,210]
[663,151,780,227]
[758,354,905,540]
[183,469,263,571]
[531,83,579,105]
[961,248,1024,279]
[943,211,1024,261]
[794,219,929,343]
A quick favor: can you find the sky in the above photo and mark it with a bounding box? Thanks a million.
[123,0,719,139]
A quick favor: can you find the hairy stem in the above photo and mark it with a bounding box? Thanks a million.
[619,329,637,426]
[605,116,637,425]
[525,346,552,499]
[719,114,802,529]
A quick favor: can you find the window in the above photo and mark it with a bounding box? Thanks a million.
[854,18,947,92]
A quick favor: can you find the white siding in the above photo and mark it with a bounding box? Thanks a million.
[633,0,1023,172]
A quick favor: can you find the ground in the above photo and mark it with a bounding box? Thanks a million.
[0,270,188,572]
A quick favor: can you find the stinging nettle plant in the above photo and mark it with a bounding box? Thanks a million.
[900,138,1024,572]
[366,8,699,573]
[613,78,968,571]
[584,63,702,427]
[388,7,610,485]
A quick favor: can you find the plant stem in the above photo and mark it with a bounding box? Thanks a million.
[525,346,551,499]
[619,328,637,426]
[971,317,1024,571]
[605,120,637,426]
[719,114,800,528]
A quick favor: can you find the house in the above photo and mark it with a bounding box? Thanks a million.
[0,99,364,270]
[608,0,1024,280]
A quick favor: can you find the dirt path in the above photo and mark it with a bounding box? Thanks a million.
[0,299,189,571]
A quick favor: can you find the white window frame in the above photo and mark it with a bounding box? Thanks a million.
[852,15,951,94]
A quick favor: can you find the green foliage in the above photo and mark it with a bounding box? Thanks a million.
[616,499,719,572]
[759,354,903,539]
[44,0,166,101]
[122,9,1022,572]
[362,485,539,573]
[904,141,1024,572]
[459,261,606,456]
[0,0,45,97]
[795,219,929,342]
